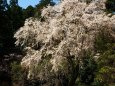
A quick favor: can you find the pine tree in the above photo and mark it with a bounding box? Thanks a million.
[0,0,11,55]
[0,0,8,11]
[0,0,24,55]
[9,0,24,31]
[23,5,35,19]
[35,0,55,17]
[105,0,115,12]
[10,0,18,7]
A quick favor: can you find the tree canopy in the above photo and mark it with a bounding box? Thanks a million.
[14,0,115,86]
[0,0,115,86]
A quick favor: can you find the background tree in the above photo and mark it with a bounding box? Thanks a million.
[105,0,115,12]
[93,30,115,86]
[8,0,24,31]
[23,5,35,19]
[35,0,55,17]
[0,0,12,55]
[1,0,25,54]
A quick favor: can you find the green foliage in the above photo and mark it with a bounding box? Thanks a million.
[23,5,35,19]
[0,0,7,10]
[93,30,115,86]
[94,49,115,86]
[0,0,34,55]
[79,56,97,85]
[26,79,40,86]
[94,29,113,52]
[11,61,24,82]
[34,0,55,17]
[0,0,13,54]
[60,52,97,86]
[10,0,18,7]
[105,0,115,12]
[8,0,24,31]
[0,0,23,54]
[38,0,55,8]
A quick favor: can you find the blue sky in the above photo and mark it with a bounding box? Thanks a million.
[7,0,59,8]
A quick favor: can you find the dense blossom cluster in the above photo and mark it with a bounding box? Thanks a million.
[14,0,115,79]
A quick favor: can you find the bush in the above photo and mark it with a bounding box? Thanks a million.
[93,30,115,86]
[11,61,26,84]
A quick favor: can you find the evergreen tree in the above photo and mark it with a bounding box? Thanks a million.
[0,0,11,55]
[105,0,115,12]
[35,0,55,17]
[9,0,24,31]
[10,0,18,6]
[39,0,55,7]
[0,0,7,10]
[23,5,35,19]
[0,0,24,54]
